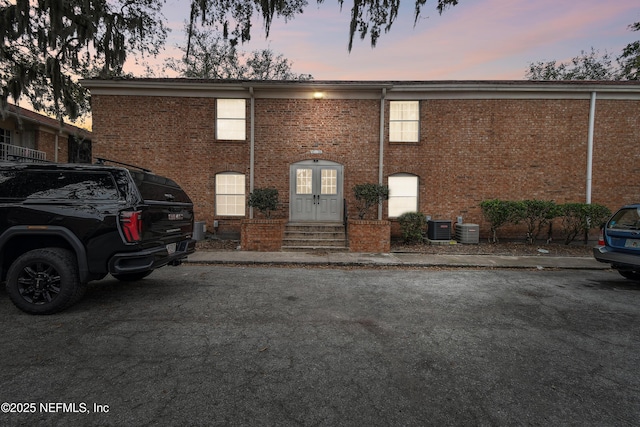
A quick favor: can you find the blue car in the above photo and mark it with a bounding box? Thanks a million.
[594,204,640,280]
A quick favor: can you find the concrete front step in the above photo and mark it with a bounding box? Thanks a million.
[284,231,346,239]
[283,238,347,247]
[285,224,345,232]
[282,223,347,252]
[282,245,349,253]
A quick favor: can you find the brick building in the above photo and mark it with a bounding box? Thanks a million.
[0,104,92,163]
[82,79,640,245]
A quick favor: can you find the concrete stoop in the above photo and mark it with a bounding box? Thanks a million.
[282,222,348,252]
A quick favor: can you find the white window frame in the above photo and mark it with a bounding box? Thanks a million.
[389,101,419,143]
[0,128,11,145]
[216,99,246,140]
[388,173,419,218]
[215,172,246,216]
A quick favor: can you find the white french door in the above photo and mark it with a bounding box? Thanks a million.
[290,160,343,222]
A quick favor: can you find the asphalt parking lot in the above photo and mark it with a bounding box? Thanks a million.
[1,265,639,426]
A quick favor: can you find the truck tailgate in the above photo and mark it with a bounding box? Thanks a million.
[141,201,194,245]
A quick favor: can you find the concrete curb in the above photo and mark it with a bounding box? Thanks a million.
[185,251,607,270]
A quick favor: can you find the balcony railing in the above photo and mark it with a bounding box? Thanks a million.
[0,142,47,162]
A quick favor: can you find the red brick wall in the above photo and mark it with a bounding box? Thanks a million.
[89,91,640,241]
[37,130,69,162]
[254,98,380,219]
[348,220,391,252]
[384,99,597,234]
[91,95,249,236]
[240,219,286,251]
[592,100,640,208]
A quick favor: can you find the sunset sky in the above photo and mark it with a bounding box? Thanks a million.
[142,0,640,80]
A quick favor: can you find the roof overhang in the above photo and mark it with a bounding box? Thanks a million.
[80,79,640,101]
[1,104,91,138]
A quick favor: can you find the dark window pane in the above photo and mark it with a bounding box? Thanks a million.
[0,171,119,200]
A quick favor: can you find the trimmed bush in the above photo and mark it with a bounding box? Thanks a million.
[560,203,611,244]
[248,188,279,218]
[517,200,561,244]
[353,183,389,220]
[398,212,427,243]
[480,199,524,243]
[480,198,611,244]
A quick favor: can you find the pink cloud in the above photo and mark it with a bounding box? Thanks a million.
[131,0,640,80]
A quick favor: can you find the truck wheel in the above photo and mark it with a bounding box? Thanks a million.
[6,248,80,315]
[112,271,153,282]
[618,270,640,281]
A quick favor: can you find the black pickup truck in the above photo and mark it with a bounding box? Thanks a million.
[0,159,196,314]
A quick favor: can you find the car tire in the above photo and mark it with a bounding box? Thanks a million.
[618,270,640,281]
[6,248,81,315]
[112,271,153,282]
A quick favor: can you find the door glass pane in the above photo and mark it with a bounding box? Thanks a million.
[321,169,337,195]
[296,169,312,194]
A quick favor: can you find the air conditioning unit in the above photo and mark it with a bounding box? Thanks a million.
[193,221,207,241]
[455,223,479,244]
[427,220,451,240]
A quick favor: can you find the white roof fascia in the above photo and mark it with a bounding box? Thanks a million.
[80,79,251,98]
[80,79,640,101]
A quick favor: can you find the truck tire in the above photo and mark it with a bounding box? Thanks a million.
[6,248,81,315]
[618,270,640,281]
[112,271,153,282]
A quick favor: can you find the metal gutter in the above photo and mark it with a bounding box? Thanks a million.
[586,92,596,204]
[81,79,640,92]
[80,79,640,101]
[378,88,386,220]
[250,87,255,219]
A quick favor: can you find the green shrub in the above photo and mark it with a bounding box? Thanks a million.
[398,212,427,243]
[560,203,611,244]
[248,188,279,218]
[517,200,561,244]
[353,183,389,220]
[480,199,524,243]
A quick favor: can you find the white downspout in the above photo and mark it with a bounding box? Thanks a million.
[586,91,596,204]
[249,87,255,219]
[378,88,386,220]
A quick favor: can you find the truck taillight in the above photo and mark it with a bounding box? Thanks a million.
[120,210,142,243]
[598,228,605,246]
